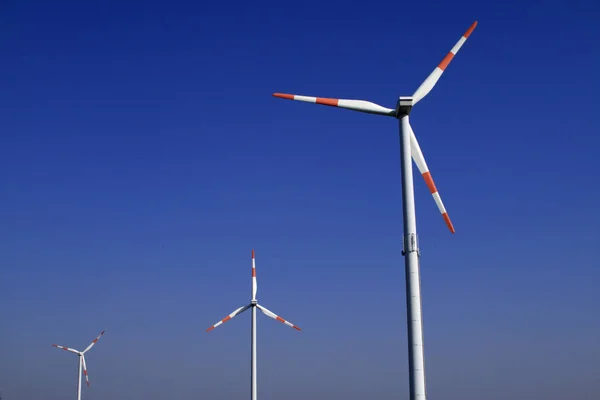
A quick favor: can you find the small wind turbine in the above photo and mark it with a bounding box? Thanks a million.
[52,330,106,400]
[206,250,301,400]
[272,21,478,400]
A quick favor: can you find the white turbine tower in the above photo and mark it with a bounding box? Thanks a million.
[272,21,478,400]
[206,249,301,400]
[52,330,106,400]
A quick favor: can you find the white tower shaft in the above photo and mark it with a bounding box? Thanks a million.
[251,303,257,400]
[399,113,426,400]
[77,355,82,400]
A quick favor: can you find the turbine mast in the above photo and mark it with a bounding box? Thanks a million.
[77,355,82,400]
[251,300,258,400]
[398,97,427,400]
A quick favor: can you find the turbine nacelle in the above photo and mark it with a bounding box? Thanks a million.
[396,96,414,117]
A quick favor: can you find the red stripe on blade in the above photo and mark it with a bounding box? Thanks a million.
[438,52,455,71]
[273,93,294,100]
[443,213,455,234]
[316,97,339,106]
[422,172,438,194]
[463,21,478,39]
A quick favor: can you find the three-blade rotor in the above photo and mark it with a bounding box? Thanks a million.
[206,250,301,332]
[52,330,106,387]
[273,21,478,234]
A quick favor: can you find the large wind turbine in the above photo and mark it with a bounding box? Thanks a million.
[206,250,301,400]
[52,330,106,400]
[272,21,478,400]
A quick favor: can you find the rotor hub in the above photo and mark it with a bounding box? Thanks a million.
[251,300,258,306]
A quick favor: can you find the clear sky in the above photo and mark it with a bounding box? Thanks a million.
[1,0,599,399]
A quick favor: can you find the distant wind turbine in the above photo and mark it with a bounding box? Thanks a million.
[52,330,106,400]
[206,250,301,400]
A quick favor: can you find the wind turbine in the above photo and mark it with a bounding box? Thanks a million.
[206,249,301,400]
[272,21,478,400]
[52,330,106,400]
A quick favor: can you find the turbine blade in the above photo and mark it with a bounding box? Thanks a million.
[252,249,257,301]
[81,355,90,387]
[206,304,251,332]
[408,123,455,233]
[52,344,79,355]
[273,93,396,116]
[412,21,478,105]
[256,304,301,331]
[83,330,106,354]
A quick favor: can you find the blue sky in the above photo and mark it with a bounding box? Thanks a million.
[1,0,599,399]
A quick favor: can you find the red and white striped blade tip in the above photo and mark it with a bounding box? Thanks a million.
[273,93,338,105]
[273,93,396,116]
[82,357,90,386]
[412,21,478,105]
[252,249,255,258]
[53,344,76,352]
[419,172,456,234]
[206,304,251,332]
[258,305,302,331]
[275,315,301,331]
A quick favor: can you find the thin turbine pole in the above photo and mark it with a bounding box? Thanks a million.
[77,355,82,400]
[399,114,427,400]
[251,303,257,400]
